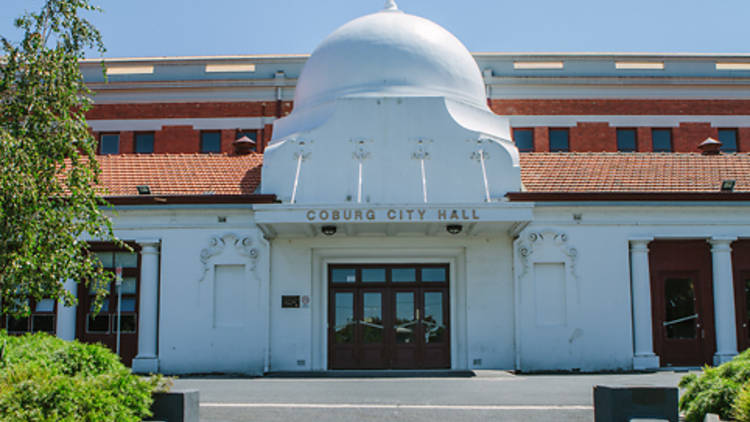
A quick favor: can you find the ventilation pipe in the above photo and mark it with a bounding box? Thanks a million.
[699,137,722,155]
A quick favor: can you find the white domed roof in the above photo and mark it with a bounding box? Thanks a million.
[293,4,488,111]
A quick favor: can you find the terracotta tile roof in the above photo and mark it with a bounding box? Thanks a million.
[520,152,750,192]
[95,153,263,196]
[92,152,750,198]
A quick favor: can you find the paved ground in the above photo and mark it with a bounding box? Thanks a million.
[173,370,692,422]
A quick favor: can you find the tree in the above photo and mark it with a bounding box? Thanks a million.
[0,0,119,317]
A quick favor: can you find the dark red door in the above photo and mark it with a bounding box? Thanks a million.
[329,264,450,369]
[733,240,750,351]
[649,241,715,367]
[76,246,140,366]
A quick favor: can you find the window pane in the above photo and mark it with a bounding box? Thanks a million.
[89,282,111,295]
[423,292,446,343]
[90,299,110,312]
[120,298,136,312]
[35,299,55,313]
[201,132,221,153]
[87,314,110,333]
[100,134,119,154]
[616,129,637,152]
[513,129,534,152]
[392,268,416,282]
[94,252,113,268]
[334,292,354,344]
[115,252,137,268]
[361,268,386,282]
[549,129,569,152]
[32,315,55,333]
[116,314,137,333]
[665,278,696,339]
[395,292,415,344]
[7,316,29,333]
[652,129,672,152]
[362,293,383,343]
[331,268,356,283]
[421,267,446,282]
[135,133,154,154]
[121,277,137,294]
[718,129,738,152]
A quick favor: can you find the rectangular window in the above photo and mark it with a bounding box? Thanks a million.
[718,129,738,153]
[512,128,534,152]
[236,130,258,152]
[616,128,637,152]
[200,131,222,153]
[549,128,569,152]
[99,133,120,154]
[652,129,672,152]
[134,132,154,154]
[3,298,56,334]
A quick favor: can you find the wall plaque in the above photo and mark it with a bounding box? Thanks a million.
[281,295,300,308]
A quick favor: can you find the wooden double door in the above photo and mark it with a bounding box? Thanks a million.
[649,240,715,367]
[329,264,450,369]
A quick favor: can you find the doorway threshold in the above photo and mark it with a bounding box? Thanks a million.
[265,370,476,378]
[655,366,703,372]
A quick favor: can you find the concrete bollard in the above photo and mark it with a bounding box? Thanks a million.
[145,389,200,422]
[593,385,678,422]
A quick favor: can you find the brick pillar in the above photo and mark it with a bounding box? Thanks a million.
[637,127,652,152]
[675,122,713,152]
[261,124,274,153]
[533,127,549,152]
[155,125,199,153]
[738,128,750,152]
[120,131,134,154]
[570,122,616,152]
[221,129,235,154]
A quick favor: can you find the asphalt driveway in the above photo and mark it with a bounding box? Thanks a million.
[173,370,690,422]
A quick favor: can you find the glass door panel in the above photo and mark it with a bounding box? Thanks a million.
[334,292,355,344]
[664,278,697,339]
[423,292,446,344]
[394,292,416,344]
[362,292,383,343]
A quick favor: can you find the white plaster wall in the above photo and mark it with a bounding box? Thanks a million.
[515,204,750,372]
[107,208,269,375]
[267,235,515,371]
[262,97,520,205]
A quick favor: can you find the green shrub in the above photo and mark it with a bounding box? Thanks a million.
[0,330,157,422]
[733,383,750,422]
[679,349,750,422]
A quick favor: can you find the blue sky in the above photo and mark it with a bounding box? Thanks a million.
[1,0,749,58]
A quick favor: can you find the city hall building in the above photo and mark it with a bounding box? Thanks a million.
[4,2,750,374]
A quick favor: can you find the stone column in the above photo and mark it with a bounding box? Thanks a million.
[710,237,738,365]
[132,239,160,373]
[56,279,78,341]
[630,238,660,370]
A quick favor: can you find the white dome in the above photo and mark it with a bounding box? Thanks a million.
[293,6,488,111]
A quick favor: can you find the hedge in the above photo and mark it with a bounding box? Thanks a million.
[679,349,750,422]
[0,330,162,422]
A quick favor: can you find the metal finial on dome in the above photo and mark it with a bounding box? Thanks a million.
[383,0,398,11]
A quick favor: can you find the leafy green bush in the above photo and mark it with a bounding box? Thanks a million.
[0,330,158,422]
[679,349,750,422]
[733,383,750,422]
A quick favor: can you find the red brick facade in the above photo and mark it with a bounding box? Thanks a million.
[89,99,749,154]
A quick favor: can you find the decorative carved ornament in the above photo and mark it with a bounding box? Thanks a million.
[516,230,579,281]
[199,233,260,281]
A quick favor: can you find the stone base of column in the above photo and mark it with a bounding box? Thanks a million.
[714,352,737,366]
[633,354,660,370]
[132,356,159,374]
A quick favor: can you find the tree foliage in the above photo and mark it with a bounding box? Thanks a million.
[0,0,119,317]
